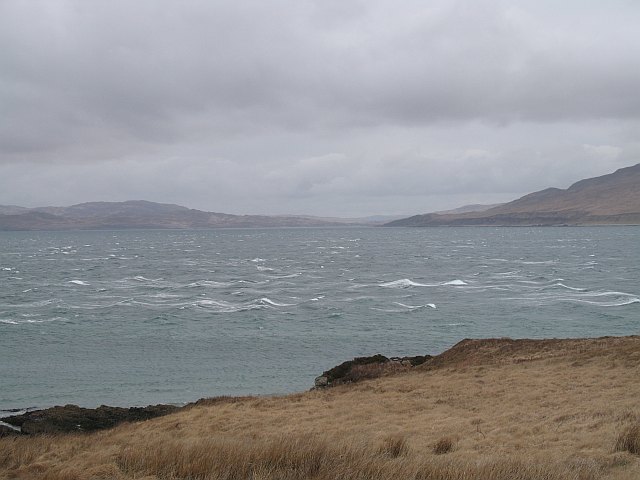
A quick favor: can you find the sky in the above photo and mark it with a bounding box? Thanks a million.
[1,0,639,217]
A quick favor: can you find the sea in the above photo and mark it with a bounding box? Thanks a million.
[1,226,638,414]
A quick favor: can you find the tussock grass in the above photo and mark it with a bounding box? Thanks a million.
[433,437,455,455]
[377,433,409,457]
[2,335,640,479]
[616,425,640,455]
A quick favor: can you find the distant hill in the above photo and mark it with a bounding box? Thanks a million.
[386,163,640,227]
[282,214,410,225]
[0,200,358,231]
[434,203,504,215]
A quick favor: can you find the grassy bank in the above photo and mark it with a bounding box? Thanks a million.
[2,336,640,479]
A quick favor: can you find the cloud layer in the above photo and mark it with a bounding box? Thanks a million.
[1,0,639,215]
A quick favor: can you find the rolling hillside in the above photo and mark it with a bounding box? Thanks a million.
[387,163,640,227]
[0,200,353,230]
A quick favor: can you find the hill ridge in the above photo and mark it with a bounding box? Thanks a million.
[386,163,640,226]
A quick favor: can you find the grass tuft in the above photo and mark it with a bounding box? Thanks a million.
[433,437,455,455]
[378,433,409,457]
[615,424,640,455]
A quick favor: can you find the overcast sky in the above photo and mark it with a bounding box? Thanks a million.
[1,0,639,216]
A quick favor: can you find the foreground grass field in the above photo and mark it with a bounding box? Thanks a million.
[2,336,640,479]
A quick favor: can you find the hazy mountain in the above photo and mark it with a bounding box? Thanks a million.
[281,214,410,225]
[434,203,504,215]
[0,205,30,215]
[0,200,357,231]
[386,163,640,227]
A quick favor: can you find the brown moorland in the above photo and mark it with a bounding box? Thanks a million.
[1,335,640,479]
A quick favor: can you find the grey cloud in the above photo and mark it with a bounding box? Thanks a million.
[0,1,639,215]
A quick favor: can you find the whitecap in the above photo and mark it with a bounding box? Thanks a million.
[1,267,13,271]
[442,279,467,286]
[519,260,557,265]
[393,302,437,310]
[380,279,430,288]
[250,258,266,262]
[562,297,640,307]
[256,266,275,272]
[0,319,19,325]
[69,280,90,286]
[548,282,586,292]
[133,275,161,282]
[149,293,181,299]
[26,317,66,324]
[1,317,66,325]
[195,298,269,313]
[197,299,232,308]
[586,291,638,298]
[258,298,295,307]
[519,278,565,285]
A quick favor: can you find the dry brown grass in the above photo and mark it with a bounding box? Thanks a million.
[616,425,640,455]
[433,437,455,455]
[2,335,640,479]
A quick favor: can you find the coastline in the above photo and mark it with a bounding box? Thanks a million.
[3,334,640,479]
[3,334,639,437]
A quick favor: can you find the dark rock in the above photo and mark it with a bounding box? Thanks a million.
[3,404,179,435]
[315,353,433,388]
[0,424,21,437]
[390,355,431,367]
[314,375,329,388]
[322,354,389,385]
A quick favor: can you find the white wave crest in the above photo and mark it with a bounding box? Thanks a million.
[1,317,66,325]
[563,297,640,307]
[259,298,294,307]
[0,319,19,325]
[132,276,163,282]
[380,279,430,288]
[195,299,261,313]
[69,280,90,286]
[548,283,586,292]
[393,302,437,310]
[442,279,467,286]
[188,280,232,288]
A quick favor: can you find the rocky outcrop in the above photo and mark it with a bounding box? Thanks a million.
[0,424,21,437]
[2,404,179,435]
[314,354,432,388]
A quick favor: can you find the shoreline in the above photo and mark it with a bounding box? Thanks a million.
[0,352,430,435]
[3,334,640,479]
[3,334,638,437]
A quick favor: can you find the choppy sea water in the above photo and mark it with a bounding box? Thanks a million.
[1,227,638,412]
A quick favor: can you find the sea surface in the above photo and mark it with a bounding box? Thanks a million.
[1,226,638,413]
